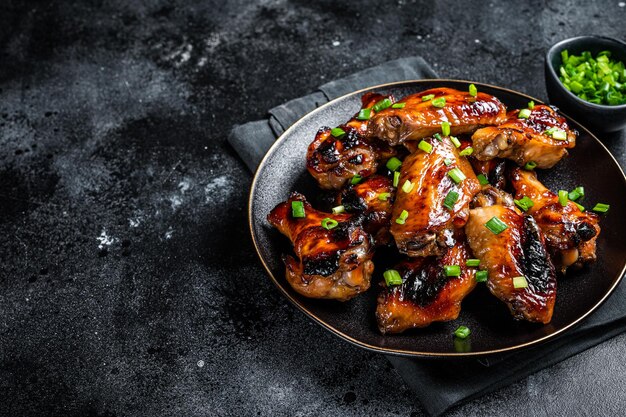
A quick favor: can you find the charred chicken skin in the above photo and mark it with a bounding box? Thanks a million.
[471,105,576,169]
[267,192,374,301]
[465,201,557,324]
[367,87,507,146]
[376,237,477,334]
[509,167,600,273]
[391,137,481,257]
[306,93,396,190]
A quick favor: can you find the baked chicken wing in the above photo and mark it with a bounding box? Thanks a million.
[267,192,374,301]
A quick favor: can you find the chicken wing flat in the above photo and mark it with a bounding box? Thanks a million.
[471,105,576,169]
[509,167,600,273]
[376,238,477,334]
[465,203,557,324]
[367,87,507,146]
[267,192,374,301]
[336,175,395,246]
[469,157,507,190]
[307,93,397,190]
[391,137,481,257]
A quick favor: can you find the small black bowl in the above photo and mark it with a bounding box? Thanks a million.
[545,36,626,133]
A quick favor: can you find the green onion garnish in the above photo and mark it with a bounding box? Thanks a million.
[291,201,305,218]
[528,100,535,109]
[383,269,403,286]
[396,209,409,225]
[454,325,471,339]
[444,158,454,166]
[459,147,473,156]
[378,192,391,201]
[524,161,537,170]
[393,171,400,187]
[441,121,451,136]
[592,203,610,213]
[485,216,508,234]
[418,140,433,153]
[518,108,532,119]
[558,190,568,206]
[477,174,489,186]
[391,103,406,109]
[444,265,461,277]
[433,133,443,141]
[443,190,459,210]
[422,94,435,101]
[449,136,461,148]
[373,98,393,112]
[331,127,345,137]
[402,180,414,193]
[568,186,585,201]
[432,97,446,108]
[466,259,480,267]
[513,276,528,289]
[552,130,567,140]
[574,202,585,212]
[332,205,345,214]
[475,270,488,282]
[321,218,338,230]
[356,109,371,120]
[514,196,534,212]
[386,157,402,171]
[448,167,466,184]
[351,174,363,185]
[469,84,477,97]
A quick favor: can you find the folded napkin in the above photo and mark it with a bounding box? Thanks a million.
[228,56,626,416]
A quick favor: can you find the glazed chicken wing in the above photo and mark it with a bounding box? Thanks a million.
[307,93,396,190]
[267,192,374,301]
[376,237,477,334]
[367,87,507,146]
[472,105,576,169]
[391,137,481,257]
[465,202,557,324]
[509,167,600,273]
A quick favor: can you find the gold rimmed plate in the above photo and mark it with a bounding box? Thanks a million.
[249,80,626,357]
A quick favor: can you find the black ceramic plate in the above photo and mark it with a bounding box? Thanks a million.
[249,80,626,357]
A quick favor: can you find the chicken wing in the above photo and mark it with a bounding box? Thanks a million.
[367,87,507,146]
[267,192,374,301]
[465,203,557,324]
[391,137,481,257]
[471,105,576,169]
[509,167,600,273]
[376,237,477,334]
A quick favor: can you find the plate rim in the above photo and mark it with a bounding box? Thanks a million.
[248,78,626,358]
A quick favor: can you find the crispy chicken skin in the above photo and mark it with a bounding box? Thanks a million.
[376,238,477,334]
[469,157,507,190]
[465,204,557,324]
[509,167,600,273]
[267,192,374,301]
[471,105,577,169]
[367,87,507,146]
[336,175,395,246]
[306,93,396,190]
[391,137,481,257]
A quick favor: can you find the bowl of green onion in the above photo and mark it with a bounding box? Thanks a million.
[546,36,626,133]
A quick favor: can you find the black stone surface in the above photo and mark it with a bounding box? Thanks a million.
[0,1,624,416]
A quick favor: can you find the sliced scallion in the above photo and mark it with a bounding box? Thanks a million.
[393,171,400,187]
[558,190,569,206]
[444,158,454,166]
[386,157,402,171]
[351,174,363,185]
[485,216,508,234]
[518,108,532,119]
[418,140,433,153]
[466,259,480,267]
[459,147,473,156]
[396,209,409,224]
[331,127,345,137]
[356,108,371,120]
[477,174,489,186]
[568,186,585,201]
[469,83,477,97]
[432,97,446,108]
[513,276,528,289]
[373,98,393,112]
[441,121,451,136]
[321,218,338,230]
[592,203,610,213]
[444,265,461,277]
[454,325,471,339]
[378,192,391,201]
[291,201,306,218]
[443,190,459,210]
[332,205,345,214]
[475,270,488,282]
[448,167,466,184]
[449,136,461,148]
[391,103,406,109]
[524,161,537,170]
[383,269,403,286]
[402,180,414,193]
[422,93,435,101]
[514,196,534,212]
[528,100,535,109]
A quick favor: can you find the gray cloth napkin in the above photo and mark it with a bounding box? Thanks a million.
[228,56,626,416]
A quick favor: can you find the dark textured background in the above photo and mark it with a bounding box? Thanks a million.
[0,1,625,416]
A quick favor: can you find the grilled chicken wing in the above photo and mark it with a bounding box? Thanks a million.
[267,192,374,301]
[465,202,557,324]
[307,93,396,190]
[391,137,481,257]
[367,87,507,146]
[336,175,395,246]
[509,168,600,273]
[469,158,507,190]
[376,237,477,334]
[472,105,576,169]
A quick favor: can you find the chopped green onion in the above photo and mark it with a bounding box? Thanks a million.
[422,93,435,101]
[331,127,345,137]
[383,269,403,286]
[558,190,569,206]
[459,147,474,156]
[475,270,488,282]
[524,161,537,170]
[433,133,443,142]
[568,186,585,201]
[512,276,528,289]
[448,167,466,184]
[351,174,363,185]
[528,100,535,109]
[466,259,480,267]
[441,121,451,136]
[391,103,406,109]
[378,192,391,201]
[449,136,461,148]
[444,158,454,166]
[386,157,402,171]
[356,108,371,120]
[373,98,393,112]
[552,130,567,140]
[454,325,471,339]
[291,201,306,218]
[402,180,414,193]
[432,97,446,108]
[469,83,478,97]
[321,218,338,230]
[592,203,610,213]
[443,190,459,210]
[444,265,461,277]
[396,209,409,224]
[514,196,534,212]
[485,216,508,234]
[518,108,532,119]
[574,202,585,212]
[418,140,433,153]
[393,171,400,187]
[477,174,489,186]
[332,205,345,214]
